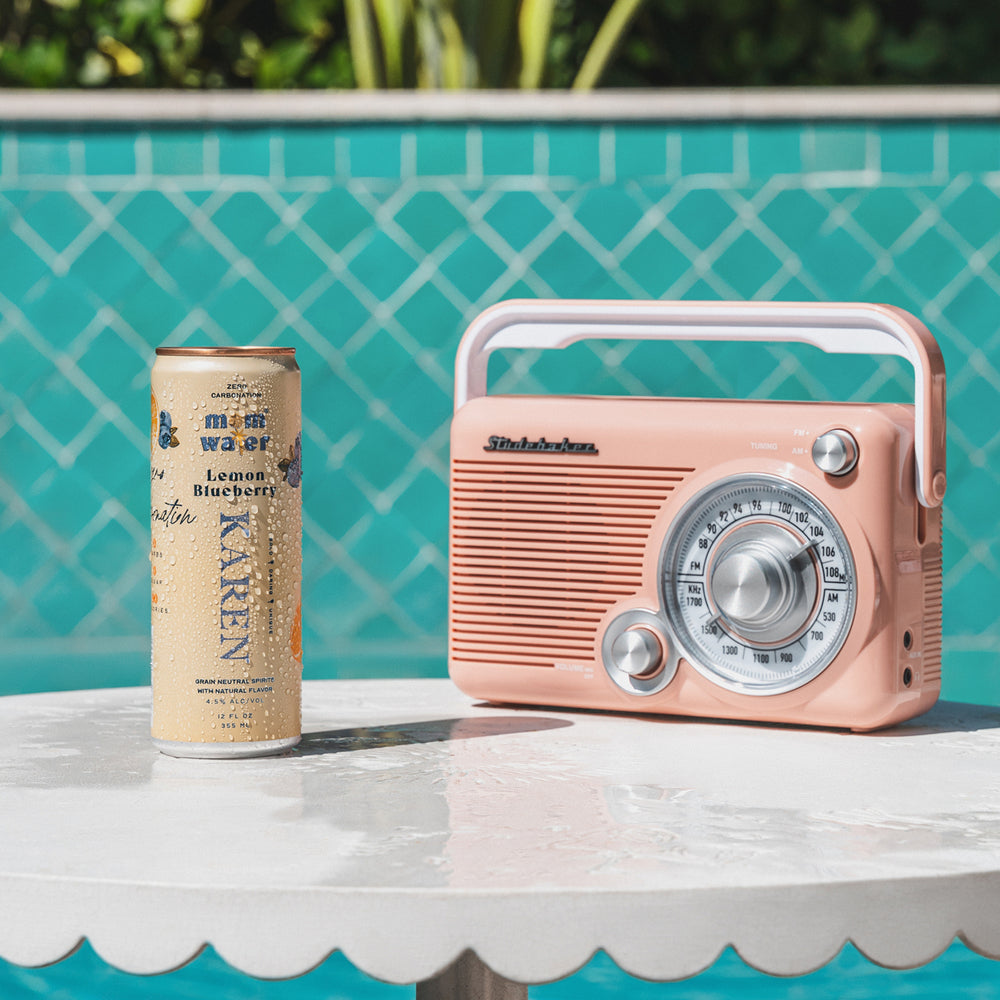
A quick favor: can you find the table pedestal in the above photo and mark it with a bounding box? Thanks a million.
[417,953,527,1000]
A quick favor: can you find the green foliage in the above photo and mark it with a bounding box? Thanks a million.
[0,0,998,88]
[0,0,356,88]
[337,0,644,88]
[568,0,1000,87]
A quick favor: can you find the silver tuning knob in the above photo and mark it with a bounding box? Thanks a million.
[711,545,789,628]
[812,429,859,476]
[709,523,818,644]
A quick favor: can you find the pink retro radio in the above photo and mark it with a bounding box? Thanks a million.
[448,300,946,731]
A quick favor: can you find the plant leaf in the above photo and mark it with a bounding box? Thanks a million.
[97,36,145,76]
[372,0,412,87]
[413,5,442,87]
[573,0,645,89]
[518,0,556,89]
[437,7,467,88]
[473,0,518,87]
[255,37,315,88]
[345,0,382,86]
[78,49,112,85]
[164,0,207,25]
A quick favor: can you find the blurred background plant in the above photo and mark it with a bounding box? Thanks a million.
[1,0,999,89]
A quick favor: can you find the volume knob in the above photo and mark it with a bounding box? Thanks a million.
[610,627,664,678]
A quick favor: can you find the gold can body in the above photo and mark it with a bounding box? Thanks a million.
[150,347,303,757]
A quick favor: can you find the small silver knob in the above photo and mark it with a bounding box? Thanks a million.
[611,627,664,677]
[812,430,858,476]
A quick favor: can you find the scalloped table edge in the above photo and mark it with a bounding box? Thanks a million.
[2,871,999,992]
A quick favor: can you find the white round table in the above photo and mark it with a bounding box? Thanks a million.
[1,679,998,999]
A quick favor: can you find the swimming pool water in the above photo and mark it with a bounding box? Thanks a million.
[2,940,997,999]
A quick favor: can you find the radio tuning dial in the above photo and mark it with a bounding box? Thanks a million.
[661,475,856,695]
[812,429,859,476]
[611,627,664,677]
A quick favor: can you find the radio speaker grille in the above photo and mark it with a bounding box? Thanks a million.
[449,460,690,669]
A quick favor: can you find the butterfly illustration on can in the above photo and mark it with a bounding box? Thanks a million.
[157,409,179,449]
[278,432,302,488]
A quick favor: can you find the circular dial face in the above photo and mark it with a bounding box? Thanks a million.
[660,475,856,695]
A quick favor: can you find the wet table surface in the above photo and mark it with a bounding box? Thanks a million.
[0,680,999,995]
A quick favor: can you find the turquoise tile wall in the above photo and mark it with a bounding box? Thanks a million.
[0,118,998,699]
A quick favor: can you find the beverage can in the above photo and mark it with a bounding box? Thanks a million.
[150,346,303,757]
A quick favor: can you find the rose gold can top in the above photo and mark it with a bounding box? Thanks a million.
[155,345,295,357]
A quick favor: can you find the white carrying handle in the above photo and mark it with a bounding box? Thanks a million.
[454,299,947,508]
